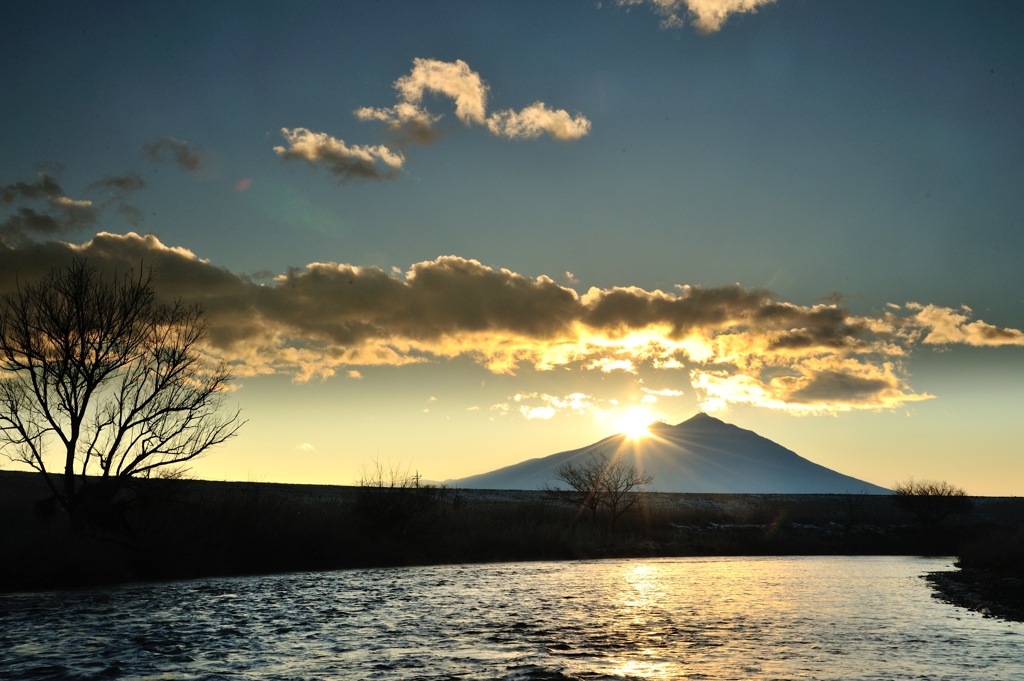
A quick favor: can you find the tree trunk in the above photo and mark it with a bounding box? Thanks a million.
[63,443,77,511]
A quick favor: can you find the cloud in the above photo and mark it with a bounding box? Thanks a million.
[620,0,776,33]
[1,173,63,203]
[274,128,404,183]
[355,58,488,144]
[355,58,488,146]
[2,169,152,244]
[3,232,1021,414]
[87,173,147,228]
[643,388,686,397]
[87,173,147,195]
[504,392,597,420]
[1,173,100,245]
[585,357,637,373]
[355,102,443,146]
[143,137,204,171]
[355,59,590,147]
[904,303,1024,347]
[281,59,590,181]
[396,58,489,125]
[691,359,925,415]
[486,103,592,141]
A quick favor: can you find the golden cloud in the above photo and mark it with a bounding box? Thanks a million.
[355,58,591,145]
[274,128,404,183]
[3,232,1021,414]
[619,0,777,33]
[487,102,592,141]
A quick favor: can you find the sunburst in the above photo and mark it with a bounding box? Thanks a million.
[615,407,657,440]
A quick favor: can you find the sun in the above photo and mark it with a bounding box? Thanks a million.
[616,407,657,440]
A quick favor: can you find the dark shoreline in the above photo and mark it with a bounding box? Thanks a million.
[927,569,1024,622]
[2,470,1022,622]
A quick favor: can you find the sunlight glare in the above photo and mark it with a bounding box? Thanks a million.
[616,407,657,440]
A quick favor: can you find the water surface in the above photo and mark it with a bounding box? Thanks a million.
[2,556,1021,680]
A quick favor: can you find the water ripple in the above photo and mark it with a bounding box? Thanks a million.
[2,557,1022,680]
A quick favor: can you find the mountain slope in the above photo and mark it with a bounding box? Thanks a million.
[453,413,890,494]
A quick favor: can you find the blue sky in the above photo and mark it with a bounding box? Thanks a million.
[2,1,1023,493]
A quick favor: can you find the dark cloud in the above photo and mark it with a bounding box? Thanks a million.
[87,173,147,228]
[814,291,847,306]
[0,173,100,245]
[1,209,65,239]
[2,233,1021,407]
[581,284,774,337]
[766,307,868,352]
[143,138,204,171]
[398,257,579,339]
[88,173,146,194]
[116,203,145,227]
[1,173,63,204]
[785,370,895,404]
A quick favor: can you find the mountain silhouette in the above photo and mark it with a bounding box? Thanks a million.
[453,413,890,494]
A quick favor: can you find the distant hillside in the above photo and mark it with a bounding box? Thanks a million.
[453,413,890,494]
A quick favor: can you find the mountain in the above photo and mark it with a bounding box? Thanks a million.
[452,413,890,494]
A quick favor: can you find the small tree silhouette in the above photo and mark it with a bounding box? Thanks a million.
[550,456,603,523]
[892,478,973,530]
[550,451,653,529]
[600,454,654,529]
[355,458,439,531]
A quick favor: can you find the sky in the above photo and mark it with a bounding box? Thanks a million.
[1,0,1023,494]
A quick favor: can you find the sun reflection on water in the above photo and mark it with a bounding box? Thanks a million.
[3,556,1013,681]
[610,657,676,679]
[588,558,824,679]
[598,563,678,679]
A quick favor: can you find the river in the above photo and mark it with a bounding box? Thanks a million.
[1,556,1021,680]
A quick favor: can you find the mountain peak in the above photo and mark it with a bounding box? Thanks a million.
[679,412,725,427]
[453,411,890,494]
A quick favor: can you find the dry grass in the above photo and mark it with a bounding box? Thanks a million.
[3,470,1022,593]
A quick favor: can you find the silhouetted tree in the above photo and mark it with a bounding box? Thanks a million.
[892,478,973,530]
[835,488,871,542]
[355,458,440,531]
[550,456,604,523]
[600,454,654,529]
[0,259,243,524]
[551,451,653,529]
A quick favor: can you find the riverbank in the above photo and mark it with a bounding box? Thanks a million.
[926,521,1024,622]
[3,471,1022,606]
[927,569,1024,622]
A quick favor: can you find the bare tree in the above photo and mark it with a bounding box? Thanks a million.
[0,259,243,518]
[600,454,654,529]
[551,450,653,528]
[355,458,440,531]
[892,478,973,529]
[835,488,871,542]
[550,456,603,523]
